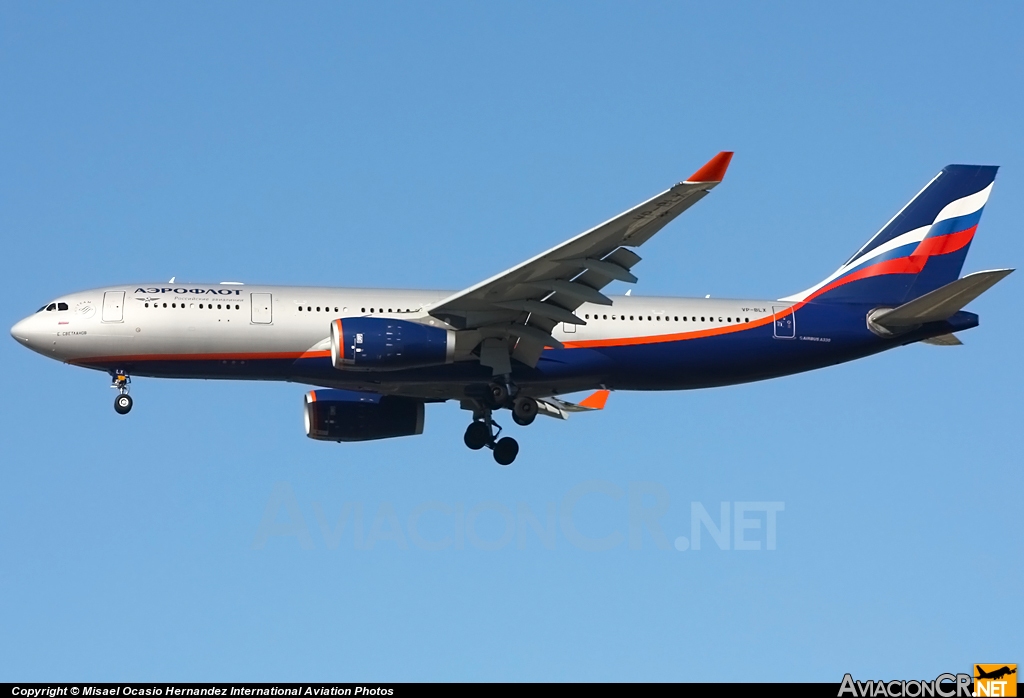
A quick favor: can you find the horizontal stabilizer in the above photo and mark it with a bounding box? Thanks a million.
[921,333,963,346]
[872,269,1013,328]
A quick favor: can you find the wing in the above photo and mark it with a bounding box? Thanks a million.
[428,152,733,372]
[536,389,611,419]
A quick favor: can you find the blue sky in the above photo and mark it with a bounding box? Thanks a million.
[1,1,1021,681]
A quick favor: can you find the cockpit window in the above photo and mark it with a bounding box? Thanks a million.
[45,303,56,311]
[57,302,69,311]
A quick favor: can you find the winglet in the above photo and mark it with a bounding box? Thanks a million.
[578,389,610,410]
[685,151,734,183]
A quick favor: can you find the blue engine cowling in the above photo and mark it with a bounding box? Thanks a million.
[330,317,455,371]
[304,389,424,442]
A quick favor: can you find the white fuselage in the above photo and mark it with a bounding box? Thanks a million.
[12,282,779,369]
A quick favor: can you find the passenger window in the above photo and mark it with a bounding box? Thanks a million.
[145,303,149,308]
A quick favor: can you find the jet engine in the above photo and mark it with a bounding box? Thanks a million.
[304,389,425,442]
[330,317,455,371]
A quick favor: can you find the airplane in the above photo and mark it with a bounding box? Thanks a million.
[10,153,1013,465]
[975,666,1016,681]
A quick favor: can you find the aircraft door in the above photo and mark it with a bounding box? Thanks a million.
[772,306,795,339]
[102,291,125,322]
[251,293,273,324]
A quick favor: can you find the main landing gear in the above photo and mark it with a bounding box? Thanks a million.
[111,372,133,415]
[463,382,540,466]
[463,417,520,466]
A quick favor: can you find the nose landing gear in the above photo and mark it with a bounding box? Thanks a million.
[111,372,132,414]
[115,394,133,414]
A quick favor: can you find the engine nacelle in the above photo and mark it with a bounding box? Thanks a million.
[330,317,455,371]
[304,389,424,442]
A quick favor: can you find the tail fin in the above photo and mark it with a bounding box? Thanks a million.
[784,164,998,305]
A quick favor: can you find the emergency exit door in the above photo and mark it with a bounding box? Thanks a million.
[251,293,273,324]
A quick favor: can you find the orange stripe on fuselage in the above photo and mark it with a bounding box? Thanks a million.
[561,312,781,349]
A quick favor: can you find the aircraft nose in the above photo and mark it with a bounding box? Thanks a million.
[11,316,35,347]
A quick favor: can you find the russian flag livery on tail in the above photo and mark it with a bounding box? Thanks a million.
[786,165,997,306]
[10,154,1013,465]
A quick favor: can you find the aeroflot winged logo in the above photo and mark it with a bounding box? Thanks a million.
[135,287,242,296]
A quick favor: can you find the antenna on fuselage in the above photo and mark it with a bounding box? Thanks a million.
[169,277,176,283]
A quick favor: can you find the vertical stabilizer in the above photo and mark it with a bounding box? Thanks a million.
[784,165,998,305]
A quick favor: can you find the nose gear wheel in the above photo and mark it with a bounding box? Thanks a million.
[110,372,132,414]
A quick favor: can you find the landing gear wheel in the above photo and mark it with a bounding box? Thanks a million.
[114,394,133,415]
[486,383,510,409]
[512,397,538,426]
[464,421,490,450]
[492,437,519,466]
